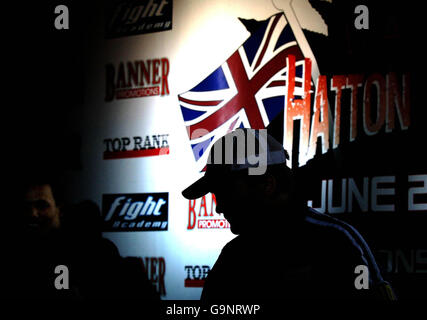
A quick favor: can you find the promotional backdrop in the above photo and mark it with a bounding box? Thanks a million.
[64,0,427,299]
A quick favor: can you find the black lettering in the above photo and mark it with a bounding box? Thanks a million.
[161,134,169,147]
[144,136,152,149]
[193,266,201,280]
[184,266,192,280]
[202,266,210,279]
[152,135,161,148]
[112,138,121,152]
[104,139,113,152]
[121,137,131,151]
[133,136,142,151]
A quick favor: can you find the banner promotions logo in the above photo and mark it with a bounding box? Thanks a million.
[105,58,170,101]
[187,193,230,230]
[102,193,169,231]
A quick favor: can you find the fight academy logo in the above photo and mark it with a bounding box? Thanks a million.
[103,134,169,159]
[106,0,172,38]
[178,9,410,171]
[102,193,168,231]
[187,193,230,230]
[105,58,170,101]
[184,265,210,288]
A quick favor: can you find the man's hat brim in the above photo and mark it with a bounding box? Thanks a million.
[182,175,211,199]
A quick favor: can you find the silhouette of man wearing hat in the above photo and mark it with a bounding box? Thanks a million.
[182,128,395,300]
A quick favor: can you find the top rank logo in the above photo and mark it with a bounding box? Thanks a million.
[103,134,169,160]
[105,58,170,101]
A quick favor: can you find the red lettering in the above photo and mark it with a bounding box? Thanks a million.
[127,61,139,87]
[346,74,364,142]
[187,200,196,230]
[386,73,410,131]
[284,55,311,166]
[331,75,346,148]
[152,59,161,84]
[308,75,329,159]
[140,60,151,86]
[161,58,170,96]
[210,193,216,216]
[158,257,166,296]
[363,73,386,135]
[199,195,208,217]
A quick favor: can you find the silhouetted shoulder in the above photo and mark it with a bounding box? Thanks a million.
[302,208,390,299]
[303,208,374,264]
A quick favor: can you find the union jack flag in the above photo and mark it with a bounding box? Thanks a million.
[179,12,309,170]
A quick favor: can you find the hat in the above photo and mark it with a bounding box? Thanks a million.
[182,128,290,199]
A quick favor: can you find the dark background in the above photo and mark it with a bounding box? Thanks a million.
[7,0,91,176]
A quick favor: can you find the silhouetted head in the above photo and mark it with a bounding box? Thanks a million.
[20,172,64,236]
[182,128,295,235]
